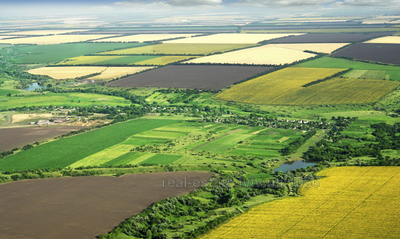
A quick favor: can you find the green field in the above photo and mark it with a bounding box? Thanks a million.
[100,43,254,55]
[0,119,179,171]
[0,88,21,96]
[297,56,400,81]
[0,92,131,110]
[58,55,194,66]
[140,154,182,165]
[12,43,147,64]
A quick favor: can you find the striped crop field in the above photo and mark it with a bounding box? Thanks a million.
[215,67,399,105]
[203,166,400,239]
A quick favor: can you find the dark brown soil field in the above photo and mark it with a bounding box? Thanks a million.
[0,171,213,239]
[0,126,85,151]
[107,65,273,90]
[269,33,388,43]
[332,43,400,65]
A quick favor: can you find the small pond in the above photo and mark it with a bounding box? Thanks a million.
[273,160,316,173]
[24,83,43,91]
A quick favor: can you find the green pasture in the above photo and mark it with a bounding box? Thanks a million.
[0,92,131,110]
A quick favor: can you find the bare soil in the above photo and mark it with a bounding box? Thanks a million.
[332,43,400,65]
[107,65,273,90]
[0,126,86,151]
[0,171,213,239]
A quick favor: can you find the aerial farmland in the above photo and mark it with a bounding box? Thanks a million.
[0,4,400,239]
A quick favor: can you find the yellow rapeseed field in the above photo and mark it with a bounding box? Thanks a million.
[203,166,400,239]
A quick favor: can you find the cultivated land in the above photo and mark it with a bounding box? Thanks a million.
[185,45,316,65]
[107,65,273,90]
[332,43,400,65]
[0,92,131,111]
[93,34,198,43]
[0,126,86,151]
[0,172,213,239]
[365,36,400,44]
[163,33,303,44]
[59,55,194,66]
[0,34,117,45]
[202,167,400,239]
[28,66,154,80]
[13,43,147,64]
[4,29,91,35]
[274,77,400,105]
[297,56,400,81]
[100,43,254,55]
[89,66,155,81]
[269,33,389,43]
[217,67,399,105]
[272,43,349,54]
[243,28,400,34]
[0,119,178,171]
[28,66,107,79]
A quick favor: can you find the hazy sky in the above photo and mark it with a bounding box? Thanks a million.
[0,0,399,18]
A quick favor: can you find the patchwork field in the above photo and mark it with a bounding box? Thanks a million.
[0,126,86,151]
[184,45,316,65]
[203,167,400,239]
[89,66,155,80]
[100,43,253,55]
[163,33,303,44]
[58,55,192,66]
[0,92,131,111]
[28,66,154,80]
[215,67,344,105]
[332,43,400,65]
[13,43,147,64]
[269,33,388,43]
[0,34,116,45]
[107,65,273,90]
[365,36,400,44]
[4,29,91,36]
[274,77,400,105]
[93,34,198,43]
[0,172,213,239]
[272,43,349,54]
[297,56,400,81]
[215,67,398,105]
[0,119,179,171]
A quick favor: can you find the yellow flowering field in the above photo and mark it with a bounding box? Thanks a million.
[203,167,400,239]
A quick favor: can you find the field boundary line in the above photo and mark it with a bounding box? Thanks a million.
[277,167,374,238]
[321,169,400,238]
